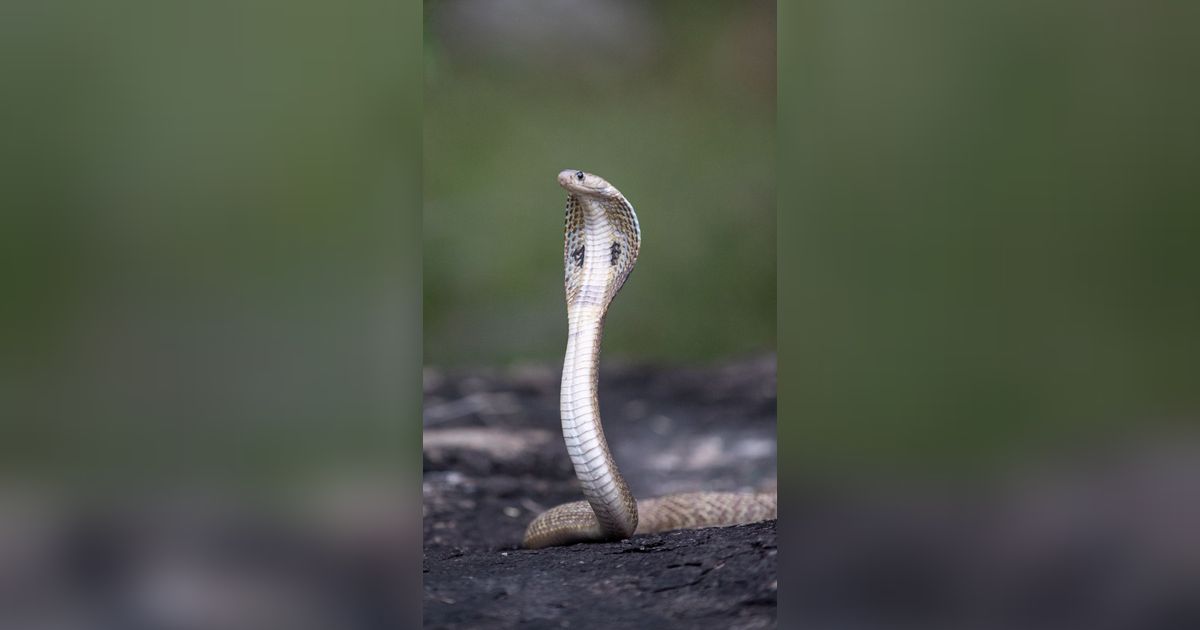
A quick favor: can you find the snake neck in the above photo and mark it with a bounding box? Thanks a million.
[562,305,637,539]
[559,197,639,540]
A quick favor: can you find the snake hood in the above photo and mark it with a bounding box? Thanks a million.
[558,169,641,309]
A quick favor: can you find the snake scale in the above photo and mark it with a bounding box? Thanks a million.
[522,170,777,549]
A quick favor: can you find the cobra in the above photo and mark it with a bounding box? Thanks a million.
[522,170,777,549]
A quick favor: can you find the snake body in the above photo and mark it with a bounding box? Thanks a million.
[522,170,777,549]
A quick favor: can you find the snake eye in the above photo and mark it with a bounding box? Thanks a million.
[575,171,585,182]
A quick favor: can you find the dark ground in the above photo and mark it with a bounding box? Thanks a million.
[423,355,1200,630]
[422,355,779,629]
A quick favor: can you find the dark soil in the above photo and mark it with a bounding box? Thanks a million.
[423,355,1200,630]
[422,355,778,629]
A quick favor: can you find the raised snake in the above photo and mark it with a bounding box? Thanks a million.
[521,170,777,549]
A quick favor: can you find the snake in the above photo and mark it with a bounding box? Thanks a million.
[521,169,777,549]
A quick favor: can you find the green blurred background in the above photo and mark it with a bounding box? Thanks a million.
[0,1,1195,623]
[0,4,424,625]
[1,0,1192,493]
[423,0,777,366]
[781,1,1200,477]
[0,0,422,486]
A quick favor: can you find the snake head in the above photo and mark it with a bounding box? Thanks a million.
[559,170,641,308]
[558,169,618,198]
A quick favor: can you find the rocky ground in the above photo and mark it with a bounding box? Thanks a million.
[422,355,779,629]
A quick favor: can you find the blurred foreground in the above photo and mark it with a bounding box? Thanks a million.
[781,436,1199,630]
[0,482,417,630]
